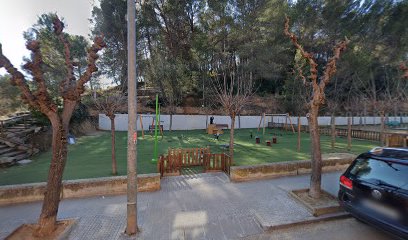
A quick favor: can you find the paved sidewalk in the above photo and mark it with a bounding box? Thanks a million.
[244,218,394,240]
[1,171,344,240]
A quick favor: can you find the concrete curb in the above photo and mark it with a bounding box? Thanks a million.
[57,218,79,240]
[230,153,356,182]
[257,212,352,232]
[289,189,343,217]
[0,173,160,205]
[5,218,79,240]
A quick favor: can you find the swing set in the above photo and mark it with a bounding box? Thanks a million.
[137,115,163,139]
[257,113,295,135]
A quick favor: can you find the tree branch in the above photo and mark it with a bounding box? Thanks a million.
[284,16,318,89]
[295,62,309,86]
[284,16,349,107]
[0,43,57,115]
[94,91,126,120]
[23,41,56,112]
[61,35,105,126]
[320,38,350,91]
[76,36,106,97]
[53,17,75,97]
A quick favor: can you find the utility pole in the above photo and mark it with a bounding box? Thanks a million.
[126,0,138,235]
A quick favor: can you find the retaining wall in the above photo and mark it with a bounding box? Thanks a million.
[230,153,356,182]
[0,173,160,205]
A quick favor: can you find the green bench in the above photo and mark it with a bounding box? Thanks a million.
[386,121,400,128]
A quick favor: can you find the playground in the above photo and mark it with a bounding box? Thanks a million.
[0,128,376,185]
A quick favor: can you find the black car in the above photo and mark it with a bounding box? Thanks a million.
[338,147,408,239]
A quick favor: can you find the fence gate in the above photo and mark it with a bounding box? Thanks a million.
[203,153,231,175]
[157,147,231,177]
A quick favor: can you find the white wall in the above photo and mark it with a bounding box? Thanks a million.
[99,114,408,131]
[99,114,262,131]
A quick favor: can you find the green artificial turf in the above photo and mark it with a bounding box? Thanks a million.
[0,128,377,185]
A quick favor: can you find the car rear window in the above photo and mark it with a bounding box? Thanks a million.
[349,158,408,190]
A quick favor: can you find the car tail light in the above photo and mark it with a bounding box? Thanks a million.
[340,175,353,190]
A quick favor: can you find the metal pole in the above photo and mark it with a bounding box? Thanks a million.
[126,0,138,235]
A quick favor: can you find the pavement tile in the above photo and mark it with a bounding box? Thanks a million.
[0,172,348,240]
[218,215,245,240]
[237,216,263,237]
[203,220,226,240]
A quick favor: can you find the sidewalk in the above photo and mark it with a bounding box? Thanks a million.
[0,171,343,240]
[244,218,393,240]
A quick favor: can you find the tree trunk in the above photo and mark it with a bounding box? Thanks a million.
[36,118,68,236]
[308,107,322,199]
[170,113,173,132]
[380,112,385,146]
[359,113,362,127]
[370,70,377,102]
[110,117,117,175]
[238,114,241,129]
[297,116,301,152]
[229,115,236,165]
[331,114,336,149]
[347,116,352,151]
[262,112,266,136]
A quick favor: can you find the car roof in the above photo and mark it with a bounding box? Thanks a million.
[359,147,408,164]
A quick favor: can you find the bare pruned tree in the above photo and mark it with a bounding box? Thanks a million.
[284,16,349,199]
[0,16,105,236]
[93,89,126,175]
[211,61,255,164]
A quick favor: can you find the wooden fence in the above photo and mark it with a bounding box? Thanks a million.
[319,128,380,141]
[269,122,383,142]
[204,153,231,175]
[157,147,230,177]
[170,147,210,167]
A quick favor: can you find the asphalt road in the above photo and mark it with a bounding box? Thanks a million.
[245,218,398,240]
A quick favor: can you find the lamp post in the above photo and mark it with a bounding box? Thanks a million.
[126,0,138,235]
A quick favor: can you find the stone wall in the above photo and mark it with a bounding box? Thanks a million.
[230,153,356,182]
[0,173,160,205]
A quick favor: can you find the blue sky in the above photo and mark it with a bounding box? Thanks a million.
[0,0,95,74]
